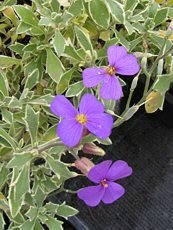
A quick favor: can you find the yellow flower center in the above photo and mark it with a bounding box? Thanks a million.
[76,114,87,125]
[106,66,116,76]
[101,179,108,188]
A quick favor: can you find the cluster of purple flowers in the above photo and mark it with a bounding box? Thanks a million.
[50,45,139,206]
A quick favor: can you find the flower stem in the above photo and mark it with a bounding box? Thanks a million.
[69,149,80,160]
[125,70,141,111]
[143,37,168,97]
[37,142,64,153]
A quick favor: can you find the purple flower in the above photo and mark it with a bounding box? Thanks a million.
[50,94,113,147]
[77,160,132,207]
[82,45,140,100]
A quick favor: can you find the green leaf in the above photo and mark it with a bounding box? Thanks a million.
[114,30,130,49]
[102,99,116,111]
[51,0,60,12]
[46,49,64,83]
[45,216,63,230]
[124,20,134,35]
[24,105,39,146]
[16,22,31,34]
[130,36,143,51]
[53,31,65,57]
[42,125,57,141]
[4,96,22,109]
[0,71,9,97]
[81,134,96,143]
[62,11,73,25]
[123,106,139,121]
[125,0,139,11]
[9,168,23,218]
[45,155,71,179]
[0,55,21,68]
[65,81,84,97]
[74,26,93,53]
[89,0,110,29]
[57,202,78,218]
[39,16,54,27]
[7,152,33,169]
[24,69,39,90]
[25,206,38,221]
[57,67,76,94]
[150,34,172,50]
[44,202,59,214]
[20,219,35,230]
[29,95,53,107]
[69,0,84,16]
[0,127,18,150]
[33,220,43,230]
[0,212,5,230]
[14,163,30,201]
[0,163,9,190]
[31,25,44,36]
[9,43,25,56]
[106,0,125,23]
[13,5,38,26]
[23,43,37,52]
[33,186,47,207]
[63,45,83,61]
[153,74,173,93]
[0,192,9,212]
[96,137,112,145]
[154,8,168,27]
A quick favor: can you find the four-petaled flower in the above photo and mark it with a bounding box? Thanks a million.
[82,45,140,100]
[77,160,132,207]
[50,94,113,147]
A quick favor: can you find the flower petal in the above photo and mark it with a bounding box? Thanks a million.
[106,160,133,181]
[86,113,113,139]
[100,75,123,100]
[79,94,104,115]
[107,45,127,66]
[57,118,83,147]
[116,54,140,75]
[82,67,105,87]
[102,182,125,204]
[77,185,105,207]
[87,160,112,183]
[50,95,77,118]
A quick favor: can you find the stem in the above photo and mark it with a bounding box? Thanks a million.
[125,70,141,111]
[148,38,168,76]
[17,137,61,153]
[143,37,169,97]
[50,186,77,196]
[69,150,80,160]
[37,142,64,153]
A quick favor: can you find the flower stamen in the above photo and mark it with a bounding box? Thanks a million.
[101,179,108,188]
[76,114,87,125]
[105,66,116,76]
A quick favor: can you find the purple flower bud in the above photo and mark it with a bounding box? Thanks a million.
[82,143,105,156]
[75,157,94,175]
